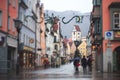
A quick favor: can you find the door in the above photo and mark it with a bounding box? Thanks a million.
[113,46,120,72]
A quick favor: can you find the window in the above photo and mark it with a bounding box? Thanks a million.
[54,36,56,42]
[29,37,30,46]
[74,32,75,35]
[26,35,28,46]
[113,11,120,29]
[8,0,11,4]
[8,16,10,30]
[12,19,15,31]
[13,0,16,7]
[54,45,58,50]
[0,11,2,27]
[23,34,25,44]
[97,20,100,32]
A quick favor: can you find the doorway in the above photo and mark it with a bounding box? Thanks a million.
[113,46,120,72]
[8,46,16,72]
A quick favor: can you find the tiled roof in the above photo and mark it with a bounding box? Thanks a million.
[74,25,80,31]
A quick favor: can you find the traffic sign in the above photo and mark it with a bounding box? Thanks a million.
[105,31,113,40]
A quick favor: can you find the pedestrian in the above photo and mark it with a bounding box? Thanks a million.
[81,55,87,73]
[73,59,80,71]
[43,59,49,68]
[87,55,92,72]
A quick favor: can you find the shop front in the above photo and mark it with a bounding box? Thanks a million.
[19,45,35,70]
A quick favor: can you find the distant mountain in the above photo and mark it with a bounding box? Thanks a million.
[44,10,90,39]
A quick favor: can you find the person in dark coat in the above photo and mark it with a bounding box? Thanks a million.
[87,55,92,71]
[73,59,80,71]
[81,55,87,73]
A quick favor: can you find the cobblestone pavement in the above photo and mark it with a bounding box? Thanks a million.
[0,63,120,80]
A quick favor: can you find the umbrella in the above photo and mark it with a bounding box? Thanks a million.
[74,57,81,60]
[69,57,81,62]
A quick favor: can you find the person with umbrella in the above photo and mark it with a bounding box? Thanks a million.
[73,57,80,71]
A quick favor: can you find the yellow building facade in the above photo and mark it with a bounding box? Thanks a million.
[78,37,87,57]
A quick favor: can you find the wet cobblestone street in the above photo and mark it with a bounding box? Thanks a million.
[0,63,120,80]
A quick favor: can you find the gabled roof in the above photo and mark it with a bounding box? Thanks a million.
[74,25,81,31]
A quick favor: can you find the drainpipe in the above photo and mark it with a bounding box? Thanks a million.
[6,0,9,73]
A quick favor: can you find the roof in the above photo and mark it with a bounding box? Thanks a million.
[74,25,81,31]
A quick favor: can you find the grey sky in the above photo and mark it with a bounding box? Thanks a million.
[41,0,93,13]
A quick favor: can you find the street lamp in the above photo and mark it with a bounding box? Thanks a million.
[74,40,82,58]
[14,19,22,32]
[14,19,22,74]
[62,15,82,58]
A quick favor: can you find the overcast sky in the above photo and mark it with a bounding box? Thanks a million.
[41,0,93,13]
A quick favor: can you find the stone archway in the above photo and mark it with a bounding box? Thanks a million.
[113,46,120,72]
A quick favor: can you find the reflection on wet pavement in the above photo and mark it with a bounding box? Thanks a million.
[0,63,120,80]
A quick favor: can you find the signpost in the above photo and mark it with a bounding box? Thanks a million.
[104,31,113,72]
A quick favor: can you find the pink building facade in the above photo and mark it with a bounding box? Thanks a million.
[0,0,18,73]
[102,0,120,72]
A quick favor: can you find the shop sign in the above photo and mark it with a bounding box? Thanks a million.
[23,46,33,51]
[29,38,34,43]
[114,31,120,38]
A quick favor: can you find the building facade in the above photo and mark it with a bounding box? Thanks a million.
[18,0,41,70]
[35,0,41,67]
[90,0,120,72]
[78,37,87,57]
[0,0,18,73]
[102,0,120,72]
[72,25,81,41]
[40,4,46,66]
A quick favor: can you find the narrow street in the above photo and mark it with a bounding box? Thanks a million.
[1,63,120,80]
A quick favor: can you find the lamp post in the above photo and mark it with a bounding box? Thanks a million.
[14,19,22,74]
[74,40,82,58]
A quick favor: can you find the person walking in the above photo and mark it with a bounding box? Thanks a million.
[73,59,80,72]
[87,55,92,72]
[81,55,87,74]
